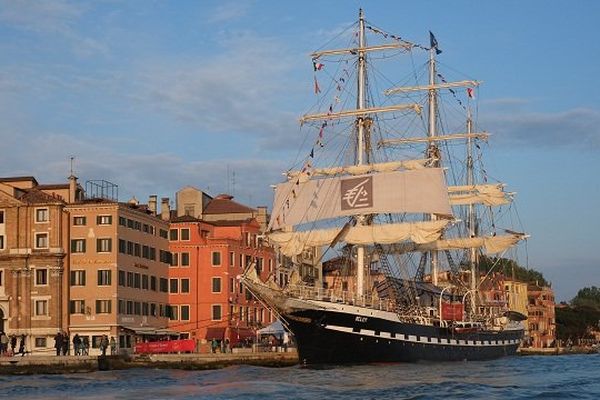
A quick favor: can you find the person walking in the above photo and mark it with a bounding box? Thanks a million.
[62,332,69,356]
[10,335,17,355]
[82,336,90,355]
[100,335,109,356]
[73,334,81,356]
[18,334,25,356]
[109,337,117,355]
[0,332,8,356]
[53,332,63,356]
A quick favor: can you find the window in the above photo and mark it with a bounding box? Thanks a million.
[212,251,221,266]
[229,278,234,293]
[134,302,141,315]
[0,270,3,286]
[36,208,48,223]
[119,216,127,226]
[0,210,4,224]
[150,303,157,317]
[180,252,189,267]
[181,305,190,321]
[0,235,4,250]
[229,252,235,267]
[171,252,179,267]
[212,305,222,321]
[70,300,85,314]
[142,224,149,233]
[160,278,168,293]
[70,270,86,286]
[73,216,86,226]
[149,247,156,261]
[71,239,86,253]
[97,215,112,225]
[97,238,112,253]
[142,245,149,259]
[212,277,221,293]
[98,270,111,286]
[150,276,157,291]
[134,273,141,289]
[180,228,190,241]
[181,278,190,293]
[169,229,178,241]
[119,239,126,254]
[142,274,149,290]
[35,300,48,316]
[96,300,112,314]
[239,254,244,268]
[118,300,126,314]
[127,272,134,287]
[127,219,134,229]
[35,233,48,249]
[118,270,125,286]
[170,278,178,293]
[160,250,172,264]
[159,229,168,239]
[134,243,141,257]
[35,269,48,285]
[126,241,133,255]
[35,337,47,348]
[142,302,149,316]
[169,305,178,320]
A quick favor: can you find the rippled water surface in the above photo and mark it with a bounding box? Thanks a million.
[0,354,598,399]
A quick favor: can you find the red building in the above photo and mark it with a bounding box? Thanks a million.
[166,192,275,350]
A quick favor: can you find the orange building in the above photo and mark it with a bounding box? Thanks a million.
[167,193,275,350]
[526,284,556,348]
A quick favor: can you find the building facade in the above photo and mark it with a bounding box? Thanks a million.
[65,199,171,354]
[526,284,556,348]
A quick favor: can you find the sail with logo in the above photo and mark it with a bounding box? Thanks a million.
[242,9,528,364]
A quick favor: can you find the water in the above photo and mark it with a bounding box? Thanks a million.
[0,354,598,399]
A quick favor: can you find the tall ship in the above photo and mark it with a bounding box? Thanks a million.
[243,9,528,364]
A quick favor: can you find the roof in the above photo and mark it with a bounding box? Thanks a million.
[203,194,255,215]
[171,215,202,223]
[36,183,69,190]
[0,176,39,185]
[17,188,65,204]
[209,218,256,227]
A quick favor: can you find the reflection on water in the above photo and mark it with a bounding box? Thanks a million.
[0,354,598,399]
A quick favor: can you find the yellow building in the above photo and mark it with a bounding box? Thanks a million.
[505,280,528,316]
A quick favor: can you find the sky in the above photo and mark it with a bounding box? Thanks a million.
[0,0,598,301]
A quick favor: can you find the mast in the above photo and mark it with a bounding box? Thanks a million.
[466,110,478,308]
[355,8,367,297]
[427,41,439,286]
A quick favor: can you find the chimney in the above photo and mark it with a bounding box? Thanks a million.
[68,175,78,203]
[148,195,158,215]
[161,197,170,221]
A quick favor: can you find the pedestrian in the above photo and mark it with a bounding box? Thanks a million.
[53,331,63,356]
[0,332,8,355]
[82,336,89,355]
[73,334,81,356]
[211,338,218,353]
[18,334,25,356]
[62,332,69,356]
[224,338,230,353]
[109,337,116,355]
[10,335,17,355]
[100,335,109,356]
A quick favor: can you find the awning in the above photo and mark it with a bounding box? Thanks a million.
[205,327,226,340]
[230,328,255,341]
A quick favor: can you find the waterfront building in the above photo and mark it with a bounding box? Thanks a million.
[65,186,171,355]
[0,176,83,355]
[526,284,556,348]
[166,188,275,350]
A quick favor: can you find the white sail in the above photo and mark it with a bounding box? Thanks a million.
[269,168,453,231]
[387,233,526,255]
[447,184,512,207]
[286,159,430,182]
[269,220,450,257]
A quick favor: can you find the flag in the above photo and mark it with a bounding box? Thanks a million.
[314,76,321,94]
[429,31,442,55]
[313,61,324,71]
[467,87,475,99]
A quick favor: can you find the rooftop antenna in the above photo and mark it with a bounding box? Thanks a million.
[232,170,236,197]
[69,156,75,176]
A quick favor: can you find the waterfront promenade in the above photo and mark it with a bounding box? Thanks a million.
[0,350,299,375]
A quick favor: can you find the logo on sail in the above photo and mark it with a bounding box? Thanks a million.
[340,176,373,210]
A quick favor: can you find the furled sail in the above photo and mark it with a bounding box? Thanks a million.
[269,220,450,257]
[269,168,453,231]
[387,233,526,255]
[448,184,512,207]
[286,159,430,181]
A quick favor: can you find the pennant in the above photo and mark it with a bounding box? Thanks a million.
[429,31,442,55]
[314,76,321,94]
[310,148,314,158]
[317,139,324,148]
[467,88,475,99]
[313,61,324,71]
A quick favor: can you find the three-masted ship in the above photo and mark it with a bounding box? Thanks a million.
[243,9,528,364]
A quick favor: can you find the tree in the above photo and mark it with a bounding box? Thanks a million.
[571,286,600,311]
[477,256,550,287]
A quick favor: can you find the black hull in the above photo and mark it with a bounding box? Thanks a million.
[285,308,523,364]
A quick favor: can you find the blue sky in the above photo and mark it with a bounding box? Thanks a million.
[1,0,598,301]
